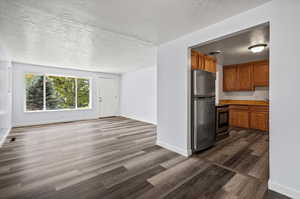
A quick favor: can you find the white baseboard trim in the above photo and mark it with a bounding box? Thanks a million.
[120,115,157,125]
[269,180,300,199]
[0,127,11,147]
[12,117,98,128]
[156,140,192,157]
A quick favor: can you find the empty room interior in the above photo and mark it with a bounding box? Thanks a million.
[0,1,299,199]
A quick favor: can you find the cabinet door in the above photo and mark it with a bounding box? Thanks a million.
[250,111,268,131]
[204,55,216,73]
[229,109,249,128]
[197,52,205,70]
[223,65,237,91]
[253,60,269,87]
[249,106,269,131]
[237,63,254,91]
[191,50,199,70]
[229,109,238,126]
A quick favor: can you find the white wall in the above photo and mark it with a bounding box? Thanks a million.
[216,64,269,102]
[157,0,300,197]
[268,1,300,197]
[120,66,157,124]
[0,40,12,145]
[12,62,120,127]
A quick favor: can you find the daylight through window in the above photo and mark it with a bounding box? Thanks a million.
[25,74,91,111]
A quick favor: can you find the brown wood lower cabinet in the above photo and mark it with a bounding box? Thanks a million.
[229,105,269,131]
[249,106,269,131]
[229,106,249,128]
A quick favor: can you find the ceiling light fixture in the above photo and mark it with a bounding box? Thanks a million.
[248,44,267,53]
[209,50,221,55]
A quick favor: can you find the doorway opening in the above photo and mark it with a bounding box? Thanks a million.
[189,22,270,188]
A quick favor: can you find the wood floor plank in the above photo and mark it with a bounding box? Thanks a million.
[0,117,281,199]
[142,158,210,199]
[163,165,235,199]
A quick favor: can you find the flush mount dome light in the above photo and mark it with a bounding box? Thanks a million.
[248,44,267,53]
[209,50,221,56]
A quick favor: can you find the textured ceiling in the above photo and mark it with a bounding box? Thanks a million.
[194,24,269,65]
[0,0,271,73]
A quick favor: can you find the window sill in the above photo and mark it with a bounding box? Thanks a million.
[24,108,92,113]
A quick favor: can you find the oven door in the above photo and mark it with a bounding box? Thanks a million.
[217,108,229,133]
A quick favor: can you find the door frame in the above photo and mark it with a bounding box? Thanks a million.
[97,76,120,118]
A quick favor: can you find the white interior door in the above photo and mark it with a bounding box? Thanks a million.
[98,77,119,117]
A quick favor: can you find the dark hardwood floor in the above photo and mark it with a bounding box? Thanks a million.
[0,117,290,199]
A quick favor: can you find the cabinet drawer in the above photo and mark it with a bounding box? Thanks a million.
[229,105,249,110]
[249,106,269,112]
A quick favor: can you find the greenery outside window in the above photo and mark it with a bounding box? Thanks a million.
[25,74,91,112]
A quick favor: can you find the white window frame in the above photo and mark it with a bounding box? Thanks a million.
[24,73,92,113]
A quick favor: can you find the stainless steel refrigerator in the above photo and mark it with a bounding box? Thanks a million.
[191,70,216,152]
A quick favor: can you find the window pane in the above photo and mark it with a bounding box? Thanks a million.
[77,78,90,108]
[46,76,75,110]
[25,74,44,111]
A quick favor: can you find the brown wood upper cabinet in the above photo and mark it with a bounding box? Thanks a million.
[223,63,254,91]
[237,63,254,91]
[191,50,216,73]
[253,60,269,87]
[223,60,269,92]
[191,50,199,70]
[203,55,216,73]
[223,65,237,91]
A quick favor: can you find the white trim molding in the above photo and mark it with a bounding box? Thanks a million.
[156,140,192,157]
[269,180,300,199]
[13,116,98,128]
[23,73,92,112]
[0,127,11,147]
[121,115,156,125]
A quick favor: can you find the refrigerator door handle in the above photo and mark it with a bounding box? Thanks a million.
[193,102,198,150]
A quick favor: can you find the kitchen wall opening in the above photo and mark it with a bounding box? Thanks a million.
[189,22,270,185]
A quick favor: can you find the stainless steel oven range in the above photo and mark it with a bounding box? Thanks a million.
[216,104,229,140]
